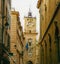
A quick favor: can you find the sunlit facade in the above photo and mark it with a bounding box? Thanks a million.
[10,10,24,64]
[23,10,38,64]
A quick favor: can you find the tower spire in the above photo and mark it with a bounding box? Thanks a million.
[28,8,32,17]
[29,8,31,12]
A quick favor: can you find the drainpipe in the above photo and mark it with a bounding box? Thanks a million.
[1,0,5,64]
[2,0,5,44]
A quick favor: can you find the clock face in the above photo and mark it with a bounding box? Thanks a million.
[28,22,32,25]
[27,21,34,27]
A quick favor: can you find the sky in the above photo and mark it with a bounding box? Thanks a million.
[11,0,40,39]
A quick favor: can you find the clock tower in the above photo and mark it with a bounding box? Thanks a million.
[24,9,38,64]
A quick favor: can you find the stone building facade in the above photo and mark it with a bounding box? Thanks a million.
[37,0,60,64]
[0,0,11,64]
[23,10,38,64]
[10,11,24,64]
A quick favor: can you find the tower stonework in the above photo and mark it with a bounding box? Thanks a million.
[24,11,38,64]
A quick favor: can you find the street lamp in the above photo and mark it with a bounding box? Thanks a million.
[5,22,9,29]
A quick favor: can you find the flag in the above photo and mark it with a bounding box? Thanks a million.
[25,43,28,50]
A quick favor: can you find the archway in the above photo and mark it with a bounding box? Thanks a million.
[27,61,33,64]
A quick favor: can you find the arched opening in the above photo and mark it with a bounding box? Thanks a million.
[48,33,52,64]
[27,61,33,64]
[54,21,60,62]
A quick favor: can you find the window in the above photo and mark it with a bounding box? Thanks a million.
[45,4,47,11]
[29,30,31,33]
[28,21,31,25]
[5,34,10,51]
[44,40,47,64]
[27,19,29,21]
[48,33,51,48]
[28,38,32,43]
[30,18,33,21]
[44,40,47,47]
[54,21,60,62]
[48,33,52,63]
[29,42,31,46]
[28,38,32,46]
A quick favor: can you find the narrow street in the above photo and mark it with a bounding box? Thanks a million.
[0,0,60,64]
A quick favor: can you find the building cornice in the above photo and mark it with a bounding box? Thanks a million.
[24,32,38,35]
[37,0,43,9]
[11,11,19,16]
[24,16,36,19]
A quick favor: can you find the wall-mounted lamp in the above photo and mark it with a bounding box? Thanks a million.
[14,45,16,49]
[5,22,9,29]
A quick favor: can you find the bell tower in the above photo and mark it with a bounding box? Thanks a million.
[24,9,36,33]
[24,9,38,64]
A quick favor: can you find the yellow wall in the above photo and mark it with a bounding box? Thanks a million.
[10,11,24,64]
